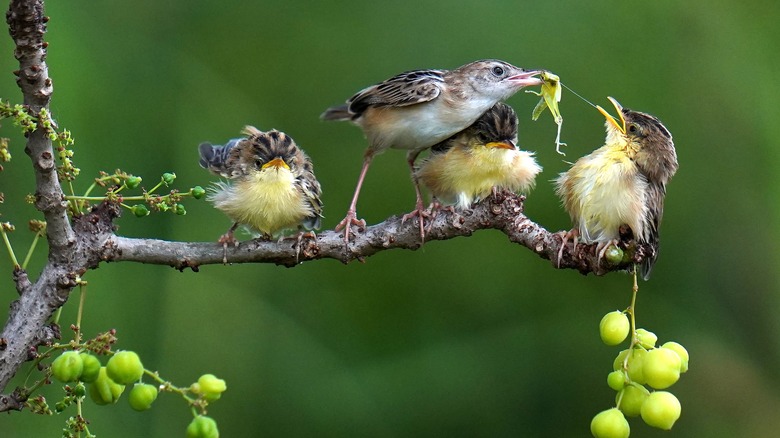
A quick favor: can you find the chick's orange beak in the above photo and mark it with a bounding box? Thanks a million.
[486,141,516,150]
[596,96,626,134]
[262,157,290,171]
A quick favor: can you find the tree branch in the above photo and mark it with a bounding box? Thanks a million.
[102,191,644,275]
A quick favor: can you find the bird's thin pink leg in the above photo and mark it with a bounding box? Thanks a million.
[401,149,430,244]
[335,156,370,244]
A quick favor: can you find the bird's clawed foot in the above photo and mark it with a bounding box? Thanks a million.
[401,202,431,245]
[292,230,317,263]
[556,229,579,268]
[218,223,240,264]
[334,210,367,246]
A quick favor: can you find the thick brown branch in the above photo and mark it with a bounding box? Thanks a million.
[105,192,644,275]
[1,0,75,397]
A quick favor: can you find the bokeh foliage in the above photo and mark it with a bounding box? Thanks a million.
[1,0,778,436]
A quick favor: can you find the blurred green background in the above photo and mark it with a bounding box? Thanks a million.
[2,0,779,436]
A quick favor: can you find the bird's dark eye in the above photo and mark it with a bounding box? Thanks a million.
[255,159,264,168]
[491,65,505,77]
[627,123,640,135]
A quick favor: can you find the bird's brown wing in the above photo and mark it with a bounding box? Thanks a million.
[296,151,324,230]
[346,69,446,115]
[640,183,666,280]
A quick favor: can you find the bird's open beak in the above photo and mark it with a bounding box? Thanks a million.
[596,96,626,134]
[507,70,544,87]
[486,141,516,150]
[262,157,290,171]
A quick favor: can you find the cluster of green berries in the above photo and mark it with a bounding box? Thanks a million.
[126,172,206,217]
[50,349,226,437]
[591,311,689,438]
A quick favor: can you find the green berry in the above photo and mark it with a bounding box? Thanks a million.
[162,172,176,185]
[643,347,682,389]
[604,245,623,265]
[662,341,689,373]
[174,204,186,216]
[79,353,101,383]
[186,415,219,438]
[613,347,647,384]
[635,328,657,349]
[51,351,84,383]
[128,383,158,411]
[641,391,681,430]
[607,371,626,391]
[73,382,87,398]
[616,383,649,417]
[191,186,206,200]
[599,311,629,346]
[89,367,125,405]
[106,351,144,385]
[131,204,149,217]
[194,374,227,402]
[590,407,630,438]
[125,176,142,189]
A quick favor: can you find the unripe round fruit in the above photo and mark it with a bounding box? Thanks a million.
[641,391,681,430]
[616,383,650,417]
[79,353,101,383]
[51,351,84,383]
[613,349,629,371]
[196,374,227,402]
[635,328,657,349]
[607,371,625,391]
[604,246,624,265]
[626,348,647,384]
[590,407,630,438]
[643,347,682,389]
[73,382,87,398]
[128,383,158,411]
[131,204,149,217]
[600,311,630,346]
[186,415,219,438]
[106,351,144,385]
[162,172,176,185]
[191,186,206,200]
[174,204,187,215]
[125,176,142,189]
[89,367,125,405]
[662,341,689,373]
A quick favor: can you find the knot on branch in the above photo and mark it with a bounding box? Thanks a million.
[72,201,121,269]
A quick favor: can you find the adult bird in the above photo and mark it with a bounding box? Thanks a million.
[322,59,542,244]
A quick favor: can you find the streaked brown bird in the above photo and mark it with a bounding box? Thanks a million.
[415,102,542,210]
[199,126,323,254]
[554,97,678,279]
[322,59,543,243]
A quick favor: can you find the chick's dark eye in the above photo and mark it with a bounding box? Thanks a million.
[491,66,505,77]
[255,159,264,168]
[627,124,639,134]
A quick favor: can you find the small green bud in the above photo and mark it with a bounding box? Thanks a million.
[191,186,206,200]
[125,176,142,189]
[131,204,149,217]
[174,204,186,216]
[73,382,87,398]
[162,172,176,185]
